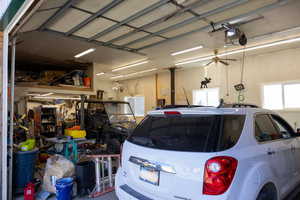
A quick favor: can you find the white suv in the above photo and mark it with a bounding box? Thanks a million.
[115,104,300,200]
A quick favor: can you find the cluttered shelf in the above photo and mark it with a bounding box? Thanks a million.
[15,84,93,92]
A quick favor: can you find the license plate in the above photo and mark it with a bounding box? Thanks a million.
[139,166,160,186]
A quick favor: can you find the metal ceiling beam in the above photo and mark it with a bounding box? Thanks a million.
[88,0,170,42]
[39,0,79,30]
[106,0,212,44]
[71,6,169,40]
[65,0,124,36]
[43,29,146,56]
[137,0,291,50]
[124,0,249,47]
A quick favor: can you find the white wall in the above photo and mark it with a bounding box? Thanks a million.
[93,62,115,100]
[116,46,300,127]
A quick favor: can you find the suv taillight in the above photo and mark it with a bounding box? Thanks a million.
[203,156,238,195]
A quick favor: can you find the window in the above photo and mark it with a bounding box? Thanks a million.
[270,115,294,139]
[255,114,282,142]
[193,88,219,106]
[263,83,300,110]
[128,115,245,152]
[124,96,145,117]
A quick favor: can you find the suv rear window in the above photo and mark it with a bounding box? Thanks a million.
[128,115,246,152]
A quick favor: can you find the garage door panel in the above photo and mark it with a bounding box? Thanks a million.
[208,0,277,23]
[191,0,237,14]
[128,3,178,28]
[126,37,165,49]
[161,20,207,38]
[74,0,114,13]
[49,8,91,33]
[113,32,149,46]
[146,12,194,33]
[96,26,134,42]
[39,0,68,10]
[103,0,160,21]
[73,18,117,38]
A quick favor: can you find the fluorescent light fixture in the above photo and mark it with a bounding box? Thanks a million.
[175,37,300,66]
[112,60,149,72]
[74,48,96,58]
[111,68,158,80]
[96,72,105,76]
[171,45,203,56]
[111,75,124,79]
[39,92,54,97]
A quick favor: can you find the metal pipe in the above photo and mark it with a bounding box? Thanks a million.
[1,30,9,200]
[80,95,85,129]
[95,158,101,193]
[138,0,291,50]
[108,157,112,187]
[88,0,170,41]
[8,37,16,200]
[170,68,175,105]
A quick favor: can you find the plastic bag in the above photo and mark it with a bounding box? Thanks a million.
[42,154,75,193]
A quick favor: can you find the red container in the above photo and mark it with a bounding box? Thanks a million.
[83,77,91,87]
[24,182,35,200]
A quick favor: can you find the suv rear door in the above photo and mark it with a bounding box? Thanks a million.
[121,114,245,199]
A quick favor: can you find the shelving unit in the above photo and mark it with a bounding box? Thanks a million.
[40,106,57,138]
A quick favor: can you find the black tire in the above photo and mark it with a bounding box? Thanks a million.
[256,183,278,200]
[107,138,121,154]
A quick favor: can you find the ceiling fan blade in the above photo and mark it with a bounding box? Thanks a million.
[221,58,237,61]
[219,60,229,66]
[205,61,214,66]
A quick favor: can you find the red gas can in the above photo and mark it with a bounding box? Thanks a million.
[24,182,35,200]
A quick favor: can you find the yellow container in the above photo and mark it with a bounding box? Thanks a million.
[64,129,86,138]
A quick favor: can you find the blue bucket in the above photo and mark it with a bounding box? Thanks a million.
[56,177,73,200]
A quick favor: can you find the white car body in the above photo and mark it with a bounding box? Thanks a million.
[116,106,300,200]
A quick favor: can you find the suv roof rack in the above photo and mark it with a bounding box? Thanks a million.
[217,99,259,108]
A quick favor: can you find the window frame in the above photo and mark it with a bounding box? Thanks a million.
[262,82,300,111]
[192,87,220,107]
[253,112,297,144]
[124,96,145,117]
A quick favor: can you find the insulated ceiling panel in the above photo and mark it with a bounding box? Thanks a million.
[127,37,165,49]
[74,0,114,13]
[145,12,194,33]
[96,26,134,42]
[128,3,178,28]
[161,20,207,37]
[207,0,277,23]
[39,0,68,10]
[113,32,150,45]
[103,0,160,21]
[73,18,117,38]
[192,0,237,14]
[48,8,91,32]
[20,9,59,32]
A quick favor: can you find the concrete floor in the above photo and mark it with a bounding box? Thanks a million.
[15,192,118,200]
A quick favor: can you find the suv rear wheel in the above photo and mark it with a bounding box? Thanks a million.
[256,183,278,200]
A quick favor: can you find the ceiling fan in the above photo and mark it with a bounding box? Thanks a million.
[205,49,237,66]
